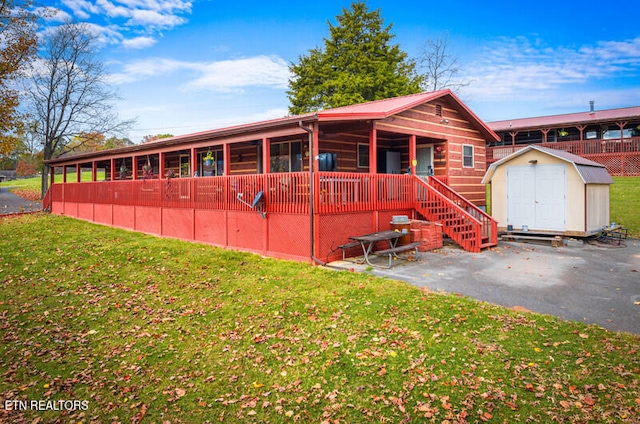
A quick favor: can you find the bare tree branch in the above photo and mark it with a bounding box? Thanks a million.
[417,33,471,94]
[26,22,136,196]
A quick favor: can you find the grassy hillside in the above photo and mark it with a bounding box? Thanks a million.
[610,176,640,236]
[0,214,638,422]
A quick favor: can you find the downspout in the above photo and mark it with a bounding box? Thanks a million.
[299,119,326,266]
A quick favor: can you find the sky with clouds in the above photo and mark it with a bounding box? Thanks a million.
[42,0,640,143]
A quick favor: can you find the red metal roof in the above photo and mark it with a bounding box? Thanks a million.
[316,91,448,120]
[47,90,499,164]
[488,106,640,132]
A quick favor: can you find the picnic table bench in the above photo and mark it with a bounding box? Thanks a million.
[348,230,421,268]
[373,241,422,268]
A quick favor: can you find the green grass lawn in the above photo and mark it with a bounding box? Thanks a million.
[611,176,640,236]
[0,214,638,422]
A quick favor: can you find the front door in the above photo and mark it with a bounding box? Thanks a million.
[416,146,433,176]
[506,164,566,231]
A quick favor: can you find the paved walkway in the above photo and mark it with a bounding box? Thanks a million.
[0,187,42,215]
[330,238,640,335]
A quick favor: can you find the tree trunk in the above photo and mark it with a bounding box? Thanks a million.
[40,164,49,200]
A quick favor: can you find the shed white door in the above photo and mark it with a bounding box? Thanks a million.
[506,164,566,231]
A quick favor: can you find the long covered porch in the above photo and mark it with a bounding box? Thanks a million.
[48,171,495,262]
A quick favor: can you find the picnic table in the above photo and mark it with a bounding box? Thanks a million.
[348,230,421,268]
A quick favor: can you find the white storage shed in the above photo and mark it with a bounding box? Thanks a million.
[482,146,614,236]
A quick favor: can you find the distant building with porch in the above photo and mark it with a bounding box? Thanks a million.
[44,90,498,263]
[486,103,640,176]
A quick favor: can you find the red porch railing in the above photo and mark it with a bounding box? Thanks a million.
[49,172,495,252]
[424,176,498,249]
[42,187,52,211]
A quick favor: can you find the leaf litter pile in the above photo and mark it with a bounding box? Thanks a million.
[1,214,638,423]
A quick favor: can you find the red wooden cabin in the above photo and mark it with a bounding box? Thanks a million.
[45,90,499,262]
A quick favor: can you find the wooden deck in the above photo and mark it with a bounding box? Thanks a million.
[45,172,498,260]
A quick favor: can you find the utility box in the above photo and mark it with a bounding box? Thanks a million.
[390,215,410,246]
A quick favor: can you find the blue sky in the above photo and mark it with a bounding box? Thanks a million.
[44,0,640,143]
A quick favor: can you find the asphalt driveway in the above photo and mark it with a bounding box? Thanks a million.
[0,187,42,215]
[331,238,640,335]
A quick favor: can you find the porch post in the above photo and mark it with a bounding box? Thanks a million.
[369,125,378,230]
[132,156,138,180]
[312,123,321,260]
[191,147,198,176]
[409,134,417,175]
[262,138,270,174]
[617,121,628,139]
[92,161,97,181]
[110,159,115,181]
[541,129,550,144]
[159,152,165,178]
[312,127,319,174]
[50,166,55,187]
[223,143,231,175]
[369,127,377,173]
[76,163,81,182]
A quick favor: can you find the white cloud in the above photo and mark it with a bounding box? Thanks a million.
[126,8,186,28]
[185,56,291,92]
[61,0,100,20]
[122,36,157,49]
[58,0,193,49]
[110,56,291,92]
[462,36,640,102]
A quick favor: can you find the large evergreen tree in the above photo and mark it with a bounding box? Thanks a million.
[287,1,422,115]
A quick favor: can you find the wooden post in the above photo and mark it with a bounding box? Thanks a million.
[262,138,270,174]
[509,131,517,147]
[369,126,378,229]
[190,148,198,177]
[409,134,417,175]
[132,156,138,180]
[369,127,377,173]
[223,143,231,176]
[76,164,81,182]
[541,129,550,144]
[159,152,165,178]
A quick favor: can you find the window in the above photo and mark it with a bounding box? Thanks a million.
[357,143,369,168]
[435,104,442,116]
[462,145,474,168]
[270,141,302,172]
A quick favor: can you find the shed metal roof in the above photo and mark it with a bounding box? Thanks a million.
[487,105,640,132]
[482,145,614,185]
